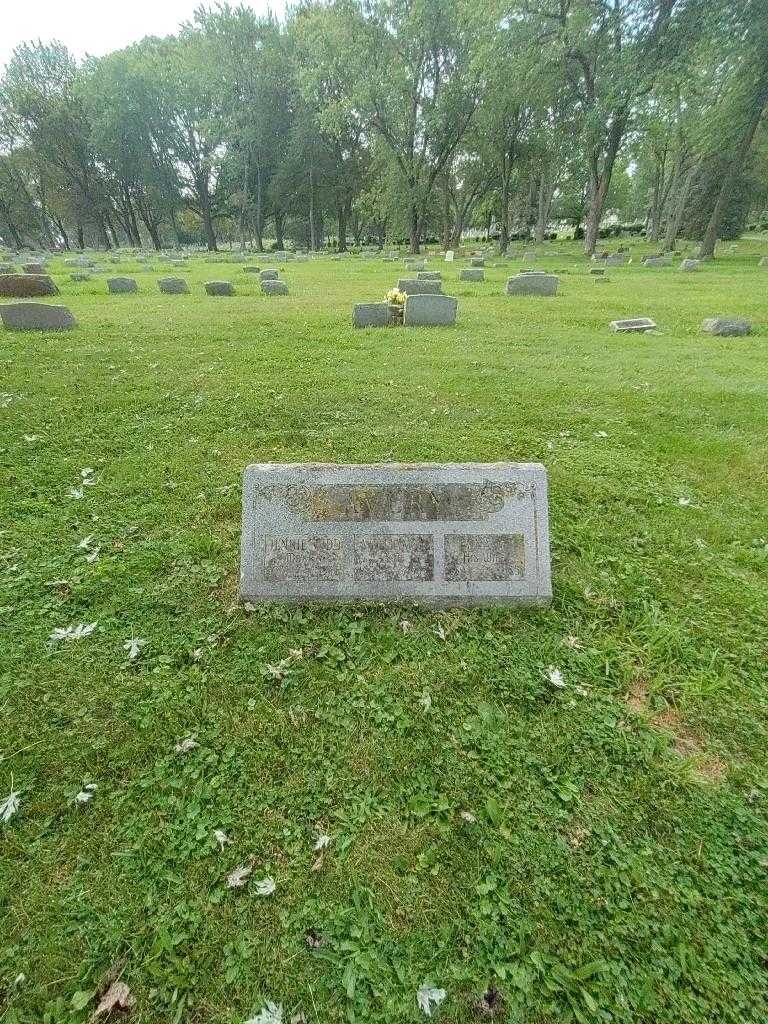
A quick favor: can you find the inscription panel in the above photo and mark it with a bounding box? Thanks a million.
[444,534,525,581]
[240,463,551,607]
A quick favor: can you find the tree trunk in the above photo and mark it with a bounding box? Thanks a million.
[663,161,697,251]
[583,113,628,256]
[698,99,766,258]
[337,202,348,252]
[77,224,85,250]
[499,171,510,254]
[409,201,420,254]
[309,164,317,251]
[274,210,285,250]
[198,181,218,251]
[442,176,452,250]
[254,161,263,251]
[535,170,553,243]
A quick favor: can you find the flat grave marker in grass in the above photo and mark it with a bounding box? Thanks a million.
[240,462,552,607]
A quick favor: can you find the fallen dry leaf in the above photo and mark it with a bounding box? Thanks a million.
[89,980,135,1021]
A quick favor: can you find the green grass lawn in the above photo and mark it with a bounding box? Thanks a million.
[1,240,767,1024]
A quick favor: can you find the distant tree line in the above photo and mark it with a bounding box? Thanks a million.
[0,0,766,257]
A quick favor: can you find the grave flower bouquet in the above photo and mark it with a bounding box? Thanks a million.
[386,288,406,306]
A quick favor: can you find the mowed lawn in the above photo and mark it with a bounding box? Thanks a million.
[1,241,767,1024]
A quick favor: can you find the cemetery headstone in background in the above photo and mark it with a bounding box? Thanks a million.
[262,280,289,295]
[0,274,58,298]
[240,462,552,606]
[403,294,458,326]
[701,317,752,336]
[158,278,189,294]
[107,277,138,294]
[506,273,559,296]
[205,281,235,296]
[0,302,77,331]
[353,302,392,328]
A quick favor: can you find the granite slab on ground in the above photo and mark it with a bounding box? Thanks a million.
[0,274,58,298]
[701,317,752,336]
[0,302,77,331]
[240,462,552,606]
[403,293,457,326]
[506,273,559,296]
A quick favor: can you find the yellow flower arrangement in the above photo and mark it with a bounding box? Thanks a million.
[386,288,406,305]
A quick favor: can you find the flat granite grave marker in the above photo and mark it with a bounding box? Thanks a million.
[353,302,392,328]
[460,268,485,282]
[397,277,442,295]
[240,462,552,606]
[506,273,559,296]
[0,302,77,331]
[262,279,289,295]
[107,277,138,294]
[0,274,58,298]
[205,281,234,296]
[403,293,457,326]
[701,317,751,337]
[610,318,656,333]
[158,277,189,294]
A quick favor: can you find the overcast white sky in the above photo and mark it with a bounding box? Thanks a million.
[1,0,287,73]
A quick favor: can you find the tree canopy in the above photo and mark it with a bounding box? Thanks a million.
[1,0,766,255]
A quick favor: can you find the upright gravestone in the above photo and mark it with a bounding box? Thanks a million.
[240,462,552,606]
[205,281,235,296]
[445,250,454,262]
[22,262,46,275]
[262,279,289,295]
[158,277,189,294]
[107,277,138,294]
[460,268,484,282]
[505,273,559,296]
[260,269,279,281]
[353,302,392,328]
[0,274,58,298]
[403,294,457,326]
[701,317,751,337]
[397,278,442,295]
[0,302,77,331]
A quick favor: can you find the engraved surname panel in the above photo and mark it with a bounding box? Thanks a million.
[240,463,552,607]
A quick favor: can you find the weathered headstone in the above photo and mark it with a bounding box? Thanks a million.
[107,277,138,294]
[417,271,442,281]
[0,302,77,331]
[405,260,426,272]
[70,272,91,282]
[0,274,58,298]
[610,318,656,333]
[644,256,672,268]
[158,277,189,294]
[262,280,289,295]
[240,462,552,606]
[260,269,279,281]
[460,268,485,282]
[680,259,700,271]
[590,267,605,276]
[470,257,485,267]
[505,273,559,296]
[352,302,392,328]
[397,278,442,295]
[22,262,46,274]
[444,250,454,262]
[701,317,751,337]
[605,255,627,267]
[403,294,457,326]
[205,281,235,296]
[243,266,262,274]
